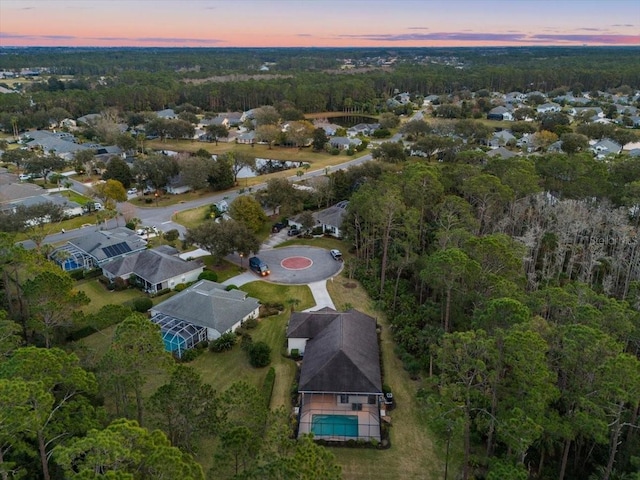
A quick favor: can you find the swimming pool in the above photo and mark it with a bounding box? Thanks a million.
[162,332,186,356]
[311,414,358,438]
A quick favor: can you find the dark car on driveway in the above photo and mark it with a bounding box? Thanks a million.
[249,256,270,276]
[272,222,287,233]
[287,228,301,237]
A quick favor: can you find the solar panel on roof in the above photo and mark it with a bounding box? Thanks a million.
[102,242,132,258]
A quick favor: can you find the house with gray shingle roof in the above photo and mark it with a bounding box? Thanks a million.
[329,136,362,150]
[289,308,383,442]
[487,106,514,121]
[3,194,84,218]
[591,138,622,158]
[77,113,102,126]
[489,130,516,147]
[155,109,177,119]
[50,227,147,271]
[289,200,349,238]
[486,146,518,159]
[347,123,380,137]
[537,102,562,114]
[0,181,44,205]
[149,280,260,356]
[101,246,204,294]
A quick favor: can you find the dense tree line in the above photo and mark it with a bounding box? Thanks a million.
[2,47,639,133]
[0,231,341,479]
[314,148,640,479]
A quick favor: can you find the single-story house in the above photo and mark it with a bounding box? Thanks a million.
[289,200,349,238]
[165,173,192,195]
[149,280,260,357]
[486,147,518,159]
[591,139,622,158]
[347,123,380,137]
[76,113,102,126]
[537,102,562,114]
[0,182,44,205]
[505,91,526,104]
[156,109,177,119]
[422,94,440,106]
[487,106,514,121]
[568,107,604,118]
[329,137,362,150]
[488,130,515,147]
[4,194,84,218]
[101,245,204,294]
[289,308,383,442]
[50,227,147,271]
[312,120,340,136]
[236,131,256,145]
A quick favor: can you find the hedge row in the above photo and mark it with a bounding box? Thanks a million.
[262,367,276,408]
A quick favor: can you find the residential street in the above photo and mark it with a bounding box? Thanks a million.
[25,154,373,249]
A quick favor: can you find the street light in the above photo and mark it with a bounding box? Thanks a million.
[239,253,244,269]
[154,191,159,207]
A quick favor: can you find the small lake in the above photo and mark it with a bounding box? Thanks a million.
[328,115,379,128]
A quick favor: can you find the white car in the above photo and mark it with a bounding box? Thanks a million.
[330,249,343,261]
[19,173,32,181]
[127,188,138,195]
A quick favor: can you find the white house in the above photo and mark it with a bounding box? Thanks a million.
[537,102,562,114]
[101,246,204,294]
[149,280,260,357]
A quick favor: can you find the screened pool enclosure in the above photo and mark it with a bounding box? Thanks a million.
[151,313,207,358]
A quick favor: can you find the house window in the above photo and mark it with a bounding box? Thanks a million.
[351,403,363,411]
[339,394,349,404]
[368,395,377,405]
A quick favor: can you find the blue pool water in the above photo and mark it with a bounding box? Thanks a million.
[163,332,186,355]
[311,414,358,437]
[63,259,80,271]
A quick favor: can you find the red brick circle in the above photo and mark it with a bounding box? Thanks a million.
[281,256,313,270]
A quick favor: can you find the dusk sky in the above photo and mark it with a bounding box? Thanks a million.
[1,0,639,48]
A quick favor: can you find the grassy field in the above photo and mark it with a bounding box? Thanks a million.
[76,278,146,314]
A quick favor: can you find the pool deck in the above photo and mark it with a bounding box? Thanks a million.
[298,393,381,441]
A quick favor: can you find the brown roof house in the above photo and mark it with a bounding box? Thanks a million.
[287,308,383,442]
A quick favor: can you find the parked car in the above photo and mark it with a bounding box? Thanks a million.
[287,228,301,237]
[272,221,287,233]
[127,187,138,195]
[18,173,32,181]
[330,249,343,261]
[249,256,270,276]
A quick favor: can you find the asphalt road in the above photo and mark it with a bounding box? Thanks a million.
[227,245,343,285]
[24,153,373,249]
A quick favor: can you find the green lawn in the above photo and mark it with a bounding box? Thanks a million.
[75,273,441,480]
[76,278,147,314]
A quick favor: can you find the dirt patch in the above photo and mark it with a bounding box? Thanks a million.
[343,282,357,289]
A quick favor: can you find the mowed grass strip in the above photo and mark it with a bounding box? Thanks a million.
[76,278,146,314]
[327,278,442,480]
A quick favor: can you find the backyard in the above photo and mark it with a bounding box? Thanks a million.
[74,269,443,479]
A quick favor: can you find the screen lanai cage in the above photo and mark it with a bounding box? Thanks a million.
[50,243,96,271]
[151,313,207,358]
